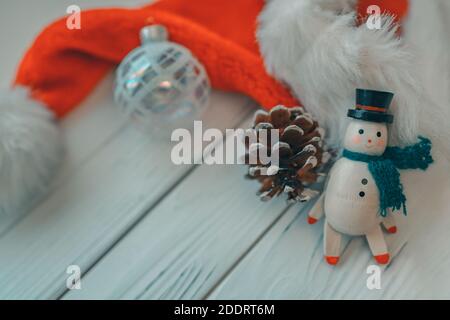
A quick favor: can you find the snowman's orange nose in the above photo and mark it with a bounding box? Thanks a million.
[368,139,372,143]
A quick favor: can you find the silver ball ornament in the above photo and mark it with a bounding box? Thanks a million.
[114,25,210,131]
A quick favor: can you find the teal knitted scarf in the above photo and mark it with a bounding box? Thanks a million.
[342,137,433,217]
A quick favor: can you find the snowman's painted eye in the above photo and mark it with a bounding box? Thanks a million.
[377,131,382,137]
[358,129,364,135]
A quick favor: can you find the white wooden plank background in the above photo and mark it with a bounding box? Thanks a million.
[0,0,252,299]
[0,86,250,299]
[63,118,293,299]
[1,0,450,300]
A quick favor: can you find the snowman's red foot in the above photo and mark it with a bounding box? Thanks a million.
[387,226,397,234]
[374,253,390,265]
[325,256,340,265]
[307,216,318,225]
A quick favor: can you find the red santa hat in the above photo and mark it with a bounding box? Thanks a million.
[2,0,408,214]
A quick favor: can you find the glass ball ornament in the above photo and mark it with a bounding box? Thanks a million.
[114,25,210,132]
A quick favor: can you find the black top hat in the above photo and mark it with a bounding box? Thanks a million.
[347,89,394,123]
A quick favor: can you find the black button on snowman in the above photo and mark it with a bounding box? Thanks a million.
[308,88,433,266]
[359,178,370,198]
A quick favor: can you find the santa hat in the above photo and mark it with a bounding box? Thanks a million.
[2,0,409,214]
[258,0,429,149]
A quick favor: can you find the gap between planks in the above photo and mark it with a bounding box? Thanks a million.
[0,89,251,299]
[202,203,294,299]
[57,101,257,299]
[62,106,295,300]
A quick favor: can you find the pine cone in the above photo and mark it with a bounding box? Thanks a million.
[245,106,330,203]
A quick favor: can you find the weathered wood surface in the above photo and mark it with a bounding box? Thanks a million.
[1,0,450,300]
[0,75,251,299]
[64,118,293,299]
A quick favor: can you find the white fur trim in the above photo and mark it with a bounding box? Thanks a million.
[258,0,427,149]
[403,0,450,159]
[0,87,63,214]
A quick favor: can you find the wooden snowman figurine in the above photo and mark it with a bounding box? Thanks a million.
[308,89,433,266]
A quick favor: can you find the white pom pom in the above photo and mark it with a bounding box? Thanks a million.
[0,87,63,214]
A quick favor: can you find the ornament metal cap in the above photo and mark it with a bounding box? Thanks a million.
[140,25,169,44]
